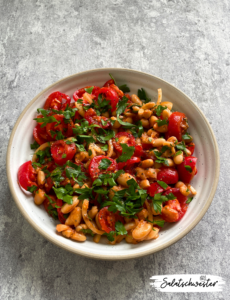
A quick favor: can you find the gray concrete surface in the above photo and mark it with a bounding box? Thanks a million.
[0,0,229,299]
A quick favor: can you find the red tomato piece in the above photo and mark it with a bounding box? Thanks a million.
[157,167,179,184]
[163,188,188,221]
[177,156,197,183]
[43,196,65,224]
[117,157,141,170]
[44,92,71,111]
[88,155,118,181]
[18,161,37,191]
[95,87,119,112]
[103,79,115,87]
[98,207,123,233]
[147,182,164,197]
[186,142,195,155]
[113,132,136,153]
[33,125,46,145]
[73,86,100,101]
[51,140,77,166]
[84,108,111,129]
[46,114,74,139]
[166,112,186,142]
[134,144,144,157]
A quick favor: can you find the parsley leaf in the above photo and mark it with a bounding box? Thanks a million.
[103,231,116,242]
[119,84,130,93]
[85,86,94,94]
[150,192,176,214]
[27,185,37,193]
[99,158,112,170]
[157,180,168,190]
[77,135,95,145]
[174,150,183,156]
[101,144,108,151]
[52,106,78,120]
[138,88,151,103]
[96,129,115,144]
[156,119,168,127]
[115,221,127,235]
[185,165,192,173]
[34,109,59,128]
[156,105,167,116]
[53,186,73,204]
[116,96,129,116]
[116,144,135,163]
[109,73,117,85]
[30,141,40,150]
[146,218,165,227]
[186,197,193,204]
[182,133,192,140]
[175,141,188,156]
[36,147,51,164]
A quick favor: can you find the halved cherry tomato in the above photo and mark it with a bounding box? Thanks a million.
[95,87,119,112]
[18,161,37,191]
[73,86,100,101]
[177,156,197,183]
[33,125,46,145]
[147,182,164,197]
[43,196,65,224]
[44,92,71,111]
[117,157,141,170]
[84,108,111,129]
[88,155,118,181]
[186,142,195,155]
[103,79,115,87]
[157,167,179,184]
[113,132,136,153]
[46,114,74,139]
[98,207,123,233]
[134,144,144,157]
[166,112,186,142]
[51,140,77,166]
[163,188,188,221]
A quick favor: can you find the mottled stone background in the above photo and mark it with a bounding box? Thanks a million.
[1,0,229,299]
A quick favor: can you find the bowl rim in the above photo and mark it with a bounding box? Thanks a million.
[6,67,220,260]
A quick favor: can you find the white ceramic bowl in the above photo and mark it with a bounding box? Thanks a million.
[7,68,219,260]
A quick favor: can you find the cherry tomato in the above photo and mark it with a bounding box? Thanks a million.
[113,132,136,153]
[117,157,141,170]
[73,86,100,101]
[163,188,188,221]
[45,177,53,193]
[44,92,71,111]
[46,114,74,139]
[157,167,179,184]
[186,142,195,155]
[98,207,123,233]
[95,87,119,112]
[103,79,115,87]
[134,144,144,157]
[18,161,37,191]
[88,155,118,181]
[84,108,111,129]
[33,125,46,145]
[166,112,186,142]
[177,156,197,183]
[147,182,164,197]
[43,196,65,224]
[51,140,77,166]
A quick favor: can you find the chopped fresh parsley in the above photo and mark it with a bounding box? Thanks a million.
[186,197,193,204]
[52,106,78,120]
[85,86,94,94]
[62,154,67,159]
[175,141,188,156]
[137,88,151,103]
[174,150,183,156]
[182,133,192,140]
[109,73,117,85]
[146,218,165,228]
[119,84,130,93]
[150,192,176,214]
[80,228,95,236]
[185,165,192,173]
[34,109,59,128]
[115,221,127,235]
[30,141,40,150]
[156,105,167,116]
[157,180,168,190]
[116,96,129,116]
[116,144,135,163]
[27,185,37,193]
[101,144,108,151]
[53,186,73,204]
[155,119,168,127]
[103,231,116,242]
[36,147,51,164]
[99,158,112,170]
